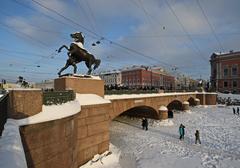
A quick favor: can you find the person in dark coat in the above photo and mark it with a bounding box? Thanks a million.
[179,124,185,140]
[182,124,185,139]
[233,107,236,115]
[144,118,148,131]
[237,107,240,115]
[195,130,201,144]
[142,118,146,130]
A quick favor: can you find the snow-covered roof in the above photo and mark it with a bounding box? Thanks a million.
[76,94,111,106]
[0,119,27,168]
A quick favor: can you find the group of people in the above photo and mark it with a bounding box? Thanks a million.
[141,118,201,144]
[179,124,201,144]
[232,107,240,115]
[141,118,148,131]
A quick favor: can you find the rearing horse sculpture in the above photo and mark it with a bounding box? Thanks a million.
[57,32,101,76]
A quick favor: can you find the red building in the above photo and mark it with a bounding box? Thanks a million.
[210,51,240,93]
[122,67,175,90]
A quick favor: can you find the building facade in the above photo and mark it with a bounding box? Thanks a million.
[99,71,122,87]
[210,51,240,93]
[121,67,175,90]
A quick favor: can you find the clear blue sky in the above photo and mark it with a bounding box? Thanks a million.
[0,0,240,82]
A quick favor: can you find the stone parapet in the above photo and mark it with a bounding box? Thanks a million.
[7,89,42,119]
[20,114,78,168]
[76,103,111,166]
[205,93,217,105]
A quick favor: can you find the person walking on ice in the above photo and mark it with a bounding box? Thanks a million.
[179,124,185,140]
[233,107,236,115]
[195,130,201,144]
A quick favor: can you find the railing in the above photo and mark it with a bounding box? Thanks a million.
[43,90,76,105]
[0,92,9,136]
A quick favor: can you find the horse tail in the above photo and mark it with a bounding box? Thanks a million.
[93,59,101,70]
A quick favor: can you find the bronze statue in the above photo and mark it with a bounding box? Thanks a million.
[57,32,101,76]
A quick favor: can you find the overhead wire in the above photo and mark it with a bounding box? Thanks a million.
[164,0,209,62]
[30,0,176,68]
[195,0,225,52]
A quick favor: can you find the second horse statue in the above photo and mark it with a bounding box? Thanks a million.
[57,32,101,76]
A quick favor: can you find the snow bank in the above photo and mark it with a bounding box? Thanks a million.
[0,119,27,168]
[105,92,215,100]
[76,94,111,106]
[80,144,124,168]
[159,105,168,111]
[155,119,174,126]
[18,99,80,126]
[218,92,240,100]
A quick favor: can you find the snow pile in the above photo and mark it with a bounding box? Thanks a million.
[80,144,131,168]
[217,93,240,105]
[105,92,200,100]
[159,105,168,111]
[0,119,27,168]
[18,99,80,126]
[154,119,174,126]
[76,94,111,106]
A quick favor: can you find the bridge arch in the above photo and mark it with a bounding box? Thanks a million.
[167,100,183,111]
[119,106,159,119]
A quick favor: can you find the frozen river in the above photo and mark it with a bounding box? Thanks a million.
[81,105,240,168]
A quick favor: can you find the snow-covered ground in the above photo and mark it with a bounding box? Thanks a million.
[82,105,240,168]
[218,93,240,100]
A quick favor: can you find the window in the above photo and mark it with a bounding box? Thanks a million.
[232,66,238,76]
[224,68,228,77]
[224,81,228,88]
[233,81,237,88]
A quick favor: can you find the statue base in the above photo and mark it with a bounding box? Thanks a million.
[54,74,104,97]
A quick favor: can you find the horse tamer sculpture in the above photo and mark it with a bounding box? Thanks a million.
[57,32,101,76]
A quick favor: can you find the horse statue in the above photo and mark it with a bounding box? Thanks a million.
[57,32,101,76]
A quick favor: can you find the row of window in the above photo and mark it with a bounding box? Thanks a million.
[223,66,238,77]
[223,80,238,88]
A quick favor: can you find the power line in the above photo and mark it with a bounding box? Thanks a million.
[11,0,80,31]
[30,0,176,68]
[0,22,51,48]
[196,0,225,52]
[164,0,208,62]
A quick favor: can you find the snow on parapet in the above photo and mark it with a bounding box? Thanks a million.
[105,92,199,100]
[0,119,28,168]
[76,94,111,106]
[183,101,189,105]
[159,106,168,111]
[18,99,81,126]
